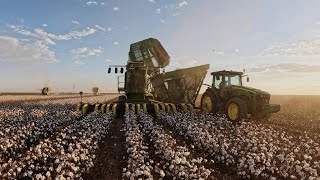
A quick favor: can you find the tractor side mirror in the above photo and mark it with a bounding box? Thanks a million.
[115,68,118,73]
[108,68,111,73]
[247,77,250,82]
[120,67,124,73]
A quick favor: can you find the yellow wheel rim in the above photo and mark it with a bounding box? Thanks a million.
[228,103,239,121]
[202,95,212,113]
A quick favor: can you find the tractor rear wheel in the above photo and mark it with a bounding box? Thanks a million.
[225,97,248,122]
[201,91,217,114]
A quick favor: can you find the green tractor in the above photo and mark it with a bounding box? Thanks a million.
[201,70,280,122]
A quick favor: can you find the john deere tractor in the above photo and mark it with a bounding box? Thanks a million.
[201,70,280,122]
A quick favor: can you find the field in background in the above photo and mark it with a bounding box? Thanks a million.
[0,93,121,104]
[268,95,320,133]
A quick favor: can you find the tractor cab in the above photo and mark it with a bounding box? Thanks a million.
[211,70,247,98]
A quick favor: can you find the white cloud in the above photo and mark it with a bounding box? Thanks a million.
[100,2,105,5]
[0,36,56,63]
[74,60,86,65]
[176,1,188,9]
[113,41,119,45]
[47,28,97,40]
[86,1,98,6]
[107,27,112,31]
[170,55,198,69]
[215,51,225,55]
[70,47,103,60]
[105,59,112,62]
[95,25,106,32]
[156,8,161,14]
[235,49,240,52]
[260,39,320,56]
[148,0,156,3]
[160,19,165,23]
[9,25,97,45]
[248,63,320,73]
[42,24,48,27]
[113,6,119,11]
[72,20,80,25]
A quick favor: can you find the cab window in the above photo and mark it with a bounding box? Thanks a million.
[214,76,222,89]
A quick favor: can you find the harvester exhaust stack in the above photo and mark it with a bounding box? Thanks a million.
[76,38,209,117]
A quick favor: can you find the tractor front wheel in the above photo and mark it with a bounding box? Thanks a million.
[201,91,217,114]
[225,97,248,122]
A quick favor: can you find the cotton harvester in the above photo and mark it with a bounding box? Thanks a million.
[76,38,209,117]
[41,87,51,95]
[92,87,99,96]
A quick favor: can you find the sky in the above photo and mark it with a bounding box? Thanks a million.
[1,0,320,95]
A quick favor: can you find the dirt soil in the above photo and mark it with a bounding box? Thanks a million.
[83,118,127,180]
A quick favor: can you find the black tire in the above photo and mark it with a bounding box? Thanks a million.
[201,91,218,114]
[225,97,248,122]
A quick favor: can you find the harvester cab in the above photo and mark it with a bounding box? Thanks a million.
[76,38,210,117]
[201,70,281,122]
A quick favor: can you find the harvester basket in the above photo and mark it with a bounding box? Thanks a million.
[150,64,209,105]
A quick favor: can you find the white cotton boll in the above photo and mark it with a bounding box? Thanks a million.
[175,156,181,164]
[46,171,51,177]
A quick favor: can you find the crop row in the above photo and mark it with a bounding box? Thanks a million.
[158,111,320,179]
[122,111,154,179]
[139,112,213,179]
[0,104,80,162]
[0,112,113,179]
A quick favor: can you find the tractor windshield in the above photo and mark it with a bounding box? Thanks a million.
[226,75,242,86]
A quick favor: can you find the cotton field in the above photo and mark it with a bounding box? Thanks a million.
[0,95,320,179]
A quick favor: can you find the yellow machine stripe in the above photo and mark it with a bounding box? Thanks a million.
[101,104,106,113]
[180,103,188,112]
[136,104,141,113]
[94,104,100,111]
[82,104,89,116]
[125,103,129,112]
[143,103,147,112]
[106,104,111,112]
[164,103,170,112]
[159,103,165,111]
[76,104,82,111]
[154,104,159,113]
[169,103,176,111]
[187,104,193,110]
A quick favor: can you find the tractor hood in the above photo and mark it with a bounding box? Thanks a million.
[231,85,270,95]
